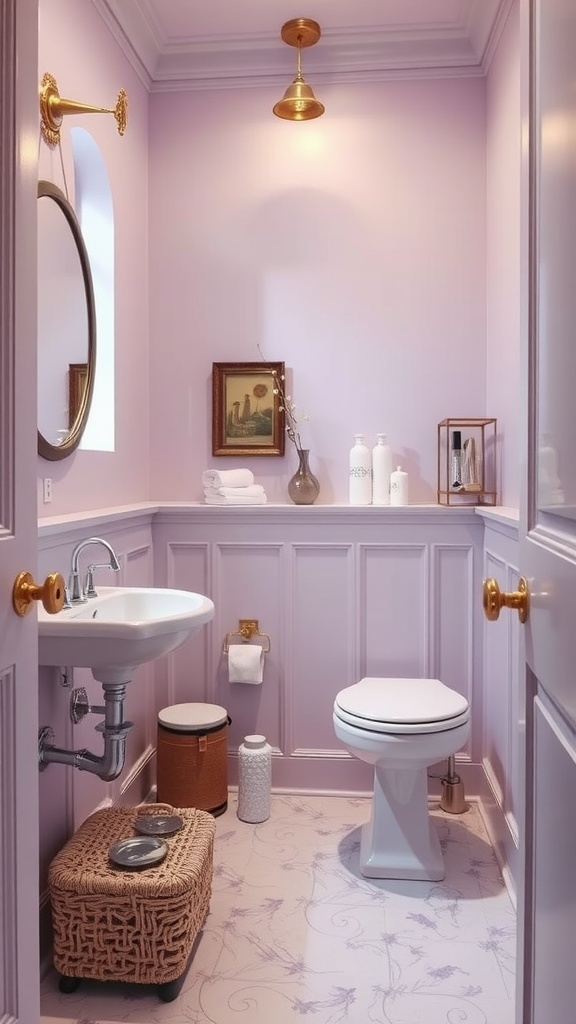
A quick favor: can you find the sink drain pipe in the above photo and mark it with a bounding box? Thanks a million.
[38,681,133,781]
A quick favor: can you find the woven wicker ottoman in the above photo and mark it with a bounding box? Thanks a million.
[48,804,216,1002]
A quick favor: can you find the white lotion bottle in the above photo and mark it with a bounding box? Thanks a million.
[349,434,372,505]
[372,433,393,505]
[390,465,408,506]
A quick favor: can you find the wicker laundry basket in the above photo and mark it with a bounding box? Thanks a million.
[156,702,229,815]
[48,803,215,1002]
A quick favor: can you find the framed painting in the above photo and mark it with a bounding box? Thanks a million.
[68,362,88,429]
[212,361,285,456]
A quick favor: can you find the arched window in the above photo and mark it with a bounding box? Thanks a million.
[70,127,115,451]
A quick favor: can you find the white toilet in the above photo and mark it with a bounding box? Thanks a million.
[333,677,470,881]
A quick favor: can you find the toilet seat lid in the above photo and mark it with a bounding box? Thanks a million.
[334,677,469,725]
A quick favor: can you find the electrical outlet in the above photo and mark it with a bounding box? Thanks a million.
[43,478,52,503]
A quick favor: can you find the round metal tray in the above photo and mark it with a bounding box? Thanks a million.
[108,835,168,869]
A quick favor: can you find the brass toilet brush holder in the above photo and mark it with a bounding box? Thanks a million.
[439,755,468,814]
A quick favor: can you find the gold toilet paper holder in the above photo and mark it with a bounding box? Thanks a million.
[223,619,271,654]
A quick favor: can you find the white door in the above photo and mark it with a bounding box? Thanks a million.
[0,1,42,1021]
[517,0,576,1020]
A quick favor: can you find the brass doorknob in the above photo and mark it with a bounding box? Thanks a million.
[483,576,529,624]
[12,571,65,617]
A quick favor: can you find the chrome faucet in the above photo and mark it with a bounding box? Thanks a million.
[68,537,120,603]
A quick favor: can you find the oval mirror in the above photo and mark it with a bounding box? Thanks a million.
[37,180,96,460]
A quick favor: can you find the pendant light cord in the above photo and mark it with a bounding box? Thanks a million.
[296,37,303,79]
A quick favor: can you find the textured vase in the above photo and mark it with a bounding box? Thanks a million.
[288,449,320,505]
[237,735,272,823]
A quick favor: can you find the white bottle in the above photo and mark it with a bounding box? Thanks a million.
[349,434,372,505]
[237,735,272,823]
[372,433,393,505]
[390,465,408,506]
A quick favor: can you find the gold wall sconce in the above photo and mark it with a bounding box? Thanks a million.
[273,18,325,121]
[40,72,127,148]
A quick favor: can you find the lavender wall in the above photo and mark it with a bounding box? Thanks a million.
[37,0,150,517]
[148,79,487,504]
[36,3,522,514]
[487,2,522,508]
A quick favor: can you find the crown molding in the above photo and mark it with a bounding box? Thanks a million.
[480,0,516,73]
[91,0,509,92]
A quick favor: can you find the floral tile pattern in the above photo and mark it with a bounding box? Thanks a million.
[41,794,516,1024]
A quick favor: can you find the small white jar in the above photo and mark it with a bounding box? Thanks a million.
[390,466,408,506]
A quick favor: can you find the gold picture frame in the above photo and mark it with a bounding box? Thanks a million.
[68,362,88,429]
[212,361,285,456]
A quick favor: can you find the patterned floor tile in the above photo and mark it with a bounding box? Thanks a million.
[41,793,516,1024]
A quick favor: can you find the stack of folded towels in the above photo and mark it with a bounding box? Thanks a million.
[202,468,267,505]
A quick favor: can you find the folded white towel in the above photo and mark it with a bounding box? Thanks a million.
[202,468,254,489]
[204,484,265,498]
[204,494,267,505]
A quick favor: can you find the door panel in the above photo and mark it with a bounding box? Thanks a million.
[531,697,576,1022]
[534,0,576,519]
[0,1,41,1021]
[520,0,576,1019]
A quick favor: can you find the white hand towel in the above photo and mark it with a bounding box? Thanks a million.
[204,484,265,498]
[202,468,254,489]
[228,644,264,684]
[204,494,267,505]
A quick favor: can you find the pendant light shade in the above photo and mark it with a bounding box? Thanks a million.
[273,19,325,121]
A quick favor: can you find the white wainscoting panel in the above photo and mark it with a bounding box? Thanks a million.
[151,505,489,791]
[290,544,354,754]
[478,510,521,897]
[122,543,154,777]
[160,540,211,711]
[484,550,513,809]
[214,543,283,750]
[483,547,521,833]
[361,543,428,680]
[433,543,477,757]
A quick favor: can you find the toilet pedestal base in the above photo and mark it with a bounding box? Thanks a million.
[360,763,444,881]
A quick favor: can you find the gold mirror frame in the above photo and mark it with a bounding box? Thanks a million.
[37,180,96,461]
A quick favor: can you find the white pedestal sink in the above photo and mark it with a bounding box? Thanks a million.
[38,586,215,683]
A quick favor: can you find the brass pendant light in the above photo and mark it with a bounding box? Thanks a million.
[273,18,325,121]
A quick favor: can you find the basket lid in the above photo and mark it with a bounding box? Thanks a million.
[158,702,228,731]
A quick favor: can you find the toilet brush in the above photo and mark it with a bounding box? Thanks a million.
[439,755,468,814]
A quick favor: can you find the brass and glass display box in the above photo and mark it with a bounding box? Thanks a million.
[437,418,497,506]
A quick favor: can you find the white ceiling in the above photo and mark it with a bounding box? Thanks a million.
[91,0,513,92]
